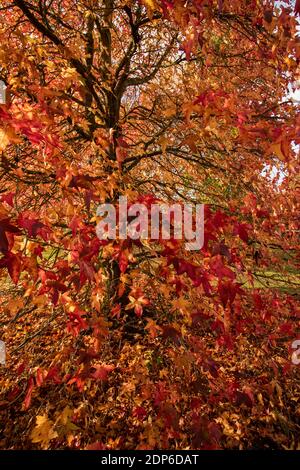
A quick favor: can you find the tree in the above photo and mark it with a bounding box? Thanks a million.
[0,0,299,449]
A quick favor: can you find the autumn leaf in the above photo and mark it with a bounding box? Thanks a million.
[90,364,114,381]
[0,252,22,284]
[55,406,78,440]
[0,0,298,453]
[268,142,287,162]
[125,288,150,317]
[0,219,21,253]
[30,415,58,449]
[23,377,34,410]
[0,128,10,151]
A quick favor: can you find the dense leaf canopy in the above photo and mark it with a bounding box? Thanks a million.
[0,0,299,449]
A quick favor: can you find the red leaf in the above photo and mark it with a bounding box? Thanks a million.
[90,364,114,381]
[17,213,50,240]
[111,303,121,319]
[0,219,21,253]
[16,362,27,375]
[158,402,179,430]
[7,385,21,402]
[162,325,182,345]
[79,260,95,281]
[67,376,85,391]
[119,250,129,273]
[23,377,34,410]
[210,256,235,280]
[217,333,234,350]
[295,0,300,15]
[0,252,22,284]
[1,192,14,207]
[154,382,168,407]
[205,358,219,378]
[218,281,243,308]
[69,215,82,236]
[208,422,222,445]
[116,146,127,165]
[45,366,61,384]
[86,442,107,450]
[0,227,8,253]
[134,304,143,317]
[234,390,253,407]
[34,245,43,257]
[116,136,129,148]
[233,223,249,243]
[36,368,45,387]
[133,406,147,421]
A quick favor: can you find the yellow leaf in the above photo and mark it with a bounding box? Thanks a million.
[55,406,79,437]
[30,415,58,449]
[268,142,286,161]
[158,136,168,154]
[142,0,158,18]
[7,298,24,316]
[0,128,10,151]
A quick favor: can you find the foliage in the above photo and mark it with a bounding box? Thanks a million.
[0,0,299,449]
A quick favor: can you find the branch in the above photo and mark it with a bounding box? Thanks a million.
[11,311,60,353]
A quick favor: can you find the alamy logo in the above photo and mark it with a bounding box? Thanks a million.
[0,340,6,366]
[291,340,300,365]
[0,80,7,104]
[96,196,204,251]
